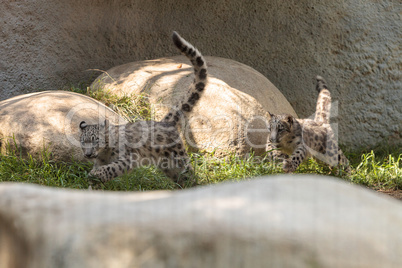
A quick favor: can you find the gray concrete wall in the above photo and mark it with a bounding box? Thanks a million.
[1,0,401,149]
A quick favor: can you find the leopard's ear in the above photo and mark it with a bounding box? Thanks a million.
[268,111,274,118]
[79,121,87,130]
[286,115,294,125]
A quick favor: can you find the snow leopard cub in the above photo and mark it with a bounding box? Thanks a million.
[266,76,350,174]
[79,31,207,187]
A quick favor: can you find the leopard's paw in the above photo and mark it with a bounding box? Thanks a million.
[87,169,105,189]
[88,168,99,178]
[89,168,107,181]
[283,159,296,173]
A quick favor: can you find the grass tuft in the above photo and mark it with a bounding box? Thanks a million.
[0,144,91,189]
[350,151,402,189]
[67,85,152,122]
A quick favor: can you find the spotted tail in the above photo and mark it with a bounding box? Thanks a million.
[314,75,332,124]
[163,31,208,125]
[316,75,329,93]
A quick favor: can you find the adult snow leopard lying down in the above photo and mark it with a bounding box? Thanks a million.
[79,32,207,188]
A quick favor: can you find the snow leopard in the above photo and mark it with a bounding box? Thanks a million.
[266,75,350,174]
[79,31,207,187]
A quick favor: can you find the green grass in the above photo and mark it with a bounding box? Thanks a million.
[67,85,152,123]
[349,150,402,190]
[0,148,91,189]
[0,85,400,192]
[0,145,400,191]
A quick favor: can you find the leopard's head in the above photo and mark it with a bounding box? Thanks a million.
[79,120,109,159]
[267,112,295,146]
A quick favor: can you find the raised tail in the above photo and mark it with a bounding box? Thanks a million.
[316,75,328,92]
[163,31,208,125]
[314,75,332,124]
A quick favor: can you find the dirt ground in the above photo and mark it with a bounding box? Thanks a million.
[377,190,402,201]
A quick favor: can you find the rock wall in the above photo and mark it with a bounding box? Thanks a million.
[1,0,400,149]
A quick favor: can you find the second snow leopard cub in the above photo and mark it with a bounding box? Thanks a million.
[79,32,207,187]
[266,76,350,174]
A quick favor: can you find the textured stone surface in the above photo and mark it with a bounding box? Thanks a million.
[90,56,296,155]
[1,0,400,148]
[0,175,401,268]
[0,91,125,161]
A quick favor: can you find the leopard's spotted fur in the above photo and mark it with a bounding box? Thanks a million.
[79,32,207,187]
[266,76,350,174]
